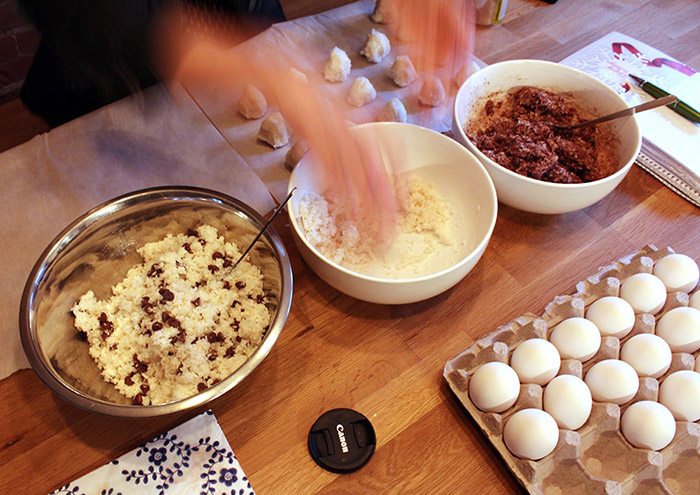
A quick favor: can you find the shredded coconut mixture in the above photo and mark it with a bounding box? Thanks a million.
[72,224,270,405]
[297,177,453,277]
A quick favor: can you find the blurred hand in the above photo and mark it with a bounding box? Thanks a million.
[152,5,398,245]
[381,0,475,80]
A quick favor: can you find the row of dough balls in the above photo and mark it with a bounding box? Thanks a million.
[468,253,700,460]
[323,29,461,113]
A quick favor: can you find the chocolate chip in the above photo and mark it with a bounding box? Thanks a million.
[159,288,175,302]
[223,258,233,268]
[255,294,265,304]
[195,280,207,288]
[232,319,240,331]
[235,335,242,343]
[132,393,144,405]
[109,343,118,351]
[147,264,163,278]
[223,281,231,290]
[182,243,192,253]
[140,384,150,394]
[125,375,134,386]
[235,281,246,289]
[231,300,241,308]
[191,297,201,307]
[197,382,207,392]
[152,321,163,332]
[208,265,220,274]
[133,354,148,373]
[225,346,235,358]
[198,239,206,246]
[186,228,199,237]
[208,350,218,361]
[141,297,155,315]
[212,251,224,260]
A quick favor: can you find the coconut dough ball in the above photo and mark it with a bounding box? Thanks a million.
[503,409,559,460]
[620,273,667,314]
[360,29,391,63]
[585,296,635,338]
[347,77,377,107]
[549,317,601,362]
[621,401,676,451]
[510,338,561,385]
[656,306,700,353]
[543,375,592,430]
[468,361,520,413]
[284,140,309,171]
[584,359,639,405]
[620,333,672,378]
[377,98,407,123]
[659,370,700,421]
[653,253,700,293]
[323,47,352,82]
[238,84,267,120]
[418,75,446,107]
[690,291,700,310]
[258,112,290,148]
[387,55,417,87]
[371,0,392,23]
[454,61,481,87]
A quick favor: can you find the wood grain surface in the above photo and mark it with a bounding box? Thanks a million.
[1,1,699,494]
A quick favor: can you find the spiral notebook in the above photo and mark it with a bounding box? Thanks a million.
[561,32,700,208]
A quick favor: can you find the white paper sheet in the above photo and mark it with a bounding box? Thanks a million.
[0,84,274,379]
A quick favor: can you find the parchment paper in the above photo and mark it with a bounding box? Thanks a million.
[188,0,474,201]
[0,83,274,379]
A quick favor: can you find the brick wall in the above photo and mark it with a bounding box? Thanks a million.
[0,0,39,104]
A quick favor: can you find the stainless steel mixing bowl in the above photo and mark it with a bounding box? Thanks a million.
[20,186,293,417]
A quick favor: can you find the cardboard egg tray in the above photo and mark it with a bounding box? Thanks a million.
[444,245,700,495]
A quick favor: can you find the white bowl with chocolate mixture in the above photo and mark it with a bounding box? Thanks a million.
[452,60,642,214]
[287,122,497,304]
[20,187,292,417]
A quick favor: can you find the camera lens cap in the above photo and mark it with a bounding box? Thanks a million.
[307,408,376,474]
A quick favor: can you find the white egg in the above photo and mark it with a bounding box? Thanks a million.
[584,359,639,405]
[690,291,700,310]
[620,273,667,314]
[653,253,700,293]
[503,408,559,460]
[659,370,700,422]
[468,361,521,413]
[621,401,676,451]
[549,317,601,362]
[656,306,700,353]
[510,338,561,385]
[585,296,635,338]
[620,334,672,378]
[543,375,592,430]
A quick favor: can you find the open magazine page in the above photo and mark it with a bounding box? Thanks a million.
[561,32,700,206]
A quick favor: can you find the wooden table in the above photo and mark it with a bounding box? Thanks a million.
[1,1,698,493]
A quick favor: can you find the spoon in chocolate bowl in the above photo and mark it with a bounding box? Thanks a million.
[556,94,678,131]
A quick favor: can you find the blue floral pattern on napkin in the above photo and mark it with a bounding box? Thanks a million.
[50,411,255,495]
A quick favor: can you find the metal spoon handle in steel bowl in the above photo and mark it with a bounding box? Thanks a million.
[233,187,296,269]
[559,94,678,131]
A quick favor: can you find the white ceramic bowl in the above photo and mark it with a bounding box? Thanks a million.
[287,122,497,304]
[452,60,642,214]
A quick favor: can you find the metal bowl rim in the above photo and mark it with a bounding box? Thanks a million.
[19,185,293,418]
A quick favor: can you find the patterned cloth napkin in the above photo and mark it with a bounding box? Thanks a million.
[49,411,255,495]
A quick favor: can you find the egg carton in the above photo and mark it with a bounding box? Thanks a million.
[444,245,700,495]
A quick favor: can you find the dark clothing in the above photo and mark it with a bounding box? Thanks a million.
[17,1,285,127]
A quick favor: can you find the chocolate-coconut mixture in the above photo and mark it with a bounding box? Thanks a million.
[467,86,619,183]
